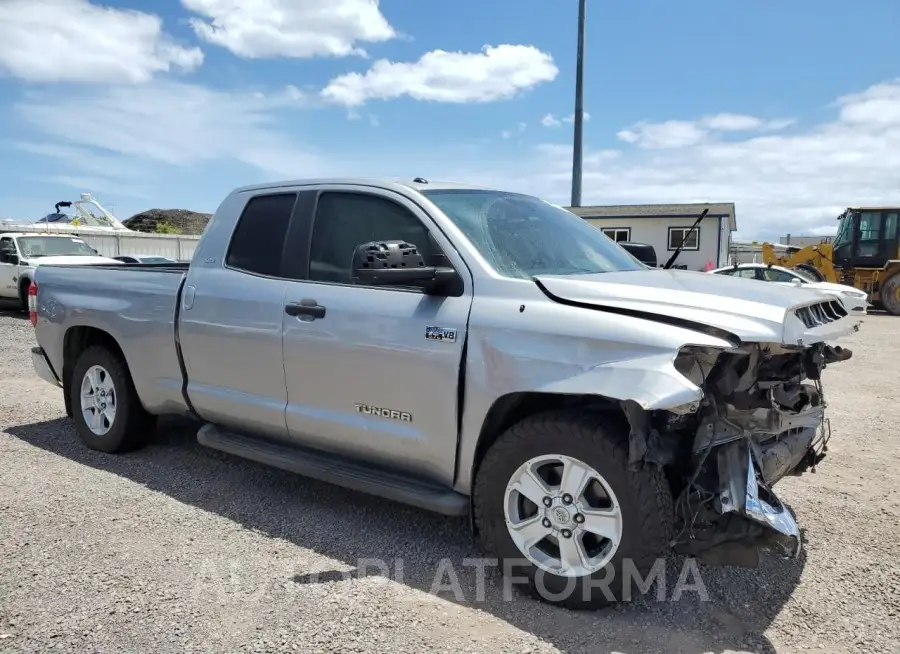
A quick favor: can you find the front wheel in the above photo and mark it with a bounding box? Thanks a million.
[880,273,900,316]
[473,410,675,609]
[70,345,157,453]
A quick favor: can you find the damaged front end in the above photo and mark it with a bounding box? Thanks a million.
[623,340,853,567]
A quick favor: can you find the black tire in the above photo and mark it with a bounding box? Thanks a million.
[880,274,900,316]
[70,345,157,453]
[473,410,675,609]
[18,278,30,313]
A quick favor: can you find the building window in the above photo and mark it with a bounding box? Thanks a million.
[601,227,630,243]
[668,226,700,251]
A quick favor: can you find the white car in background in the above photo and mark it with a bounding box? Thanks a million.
[0,233,122,310]
[709,263,870,314]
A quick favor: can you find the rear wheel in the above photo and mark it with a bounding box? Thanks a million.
[70,345,156,453]
[473,410,675,609]
[880,273,900,316]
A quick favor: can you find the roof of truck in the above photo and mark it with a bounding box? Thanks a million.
[232,177,496,194]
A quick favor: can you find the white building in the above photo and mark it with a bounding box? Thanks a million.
[566,203,737,270]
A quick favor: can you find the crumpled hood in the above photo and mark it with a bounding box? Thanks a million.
[24,255,121,266]
[535,269,860,345]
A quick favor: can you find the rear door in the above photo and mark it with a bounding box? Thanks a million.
[280,185,473,486]
[178,192,299,440]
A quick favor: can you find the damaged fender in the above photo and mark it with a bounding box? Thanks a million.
[534,348,720,413]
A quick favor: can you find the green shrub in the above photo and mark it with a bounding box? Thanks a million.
[155,221,183,235]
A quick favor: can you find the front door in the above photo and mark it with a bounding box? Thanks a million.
[281,187,473,486]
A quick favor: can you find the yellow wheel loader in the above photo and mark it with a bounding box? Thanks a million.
[762,207,900,315]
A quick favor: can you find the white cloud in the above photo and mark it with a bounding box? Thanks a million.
[321,45,558,106]
[541,113,561,127]
[618,112,793,149]
[501,122,528,139]
[562,112,590,124]
[15,82,320,177]
[12,69,900,242]
[701,113,763,131]
[182,0,396,59]
[464,79,900,240]
[0,0,202,83]
[542,112,590,127]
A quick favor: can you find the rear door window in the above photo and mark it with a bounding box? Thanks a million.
[225,193,297,277]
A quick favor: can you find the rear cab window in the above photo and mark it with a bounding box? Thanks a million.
[225,193,297,277]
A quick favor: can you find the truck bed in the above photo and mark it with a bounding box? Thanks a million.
[33,263,191,416]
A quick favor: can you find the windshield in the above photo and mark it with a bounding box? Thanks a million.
[18,236,96,258]
[422,190,645,278]
[833,210,854,249]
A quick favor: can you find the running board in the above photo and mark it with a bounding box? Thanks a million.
[197,424,469,516]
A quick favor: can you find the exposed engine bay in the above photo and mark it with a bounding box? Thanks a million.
[622,340,853,567]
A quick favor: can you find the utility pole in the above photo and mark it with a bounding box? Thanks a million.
[570,0,586,207]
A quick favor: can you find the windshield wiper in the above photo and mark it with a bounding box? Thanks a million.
[662,208,709,270]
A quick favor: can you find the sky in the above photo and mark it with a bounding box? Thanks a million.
[1,0,899,241]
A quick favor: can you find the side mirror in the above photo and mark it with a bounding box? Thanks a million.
[351,240,457,295]
[791,278,803,287]
[2,253,18,264]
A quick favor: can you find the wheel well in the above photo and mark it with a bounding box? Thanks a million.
[61,326,127,418]
[17,276,30,300]
[469,392,623,489]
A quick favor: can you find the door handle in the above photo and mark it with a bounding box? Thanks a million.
[285,299,326,319]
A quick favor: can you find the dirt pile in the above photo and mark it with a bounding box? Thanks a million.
[123,208,212,235]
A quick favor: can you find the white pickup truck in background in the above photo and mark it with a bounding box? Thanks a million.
[0,233,121,309]
[28,177,859,608]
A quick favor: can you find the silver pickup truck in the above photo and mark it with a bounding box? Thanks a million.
[29,178,857,608]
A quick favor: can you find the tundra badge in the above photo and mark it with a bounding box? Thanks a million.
[354,403,412,423]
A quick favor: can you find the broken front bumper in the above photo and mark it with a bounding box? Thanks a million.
[677,393,831,565]
[719,442,803,558]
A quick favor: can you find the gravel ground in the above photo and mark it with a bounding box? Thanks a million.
[0,307,897,653]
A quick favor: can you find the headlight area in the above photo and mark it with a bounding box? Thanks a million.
[622,340,854,567]
[841,289,867,299]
